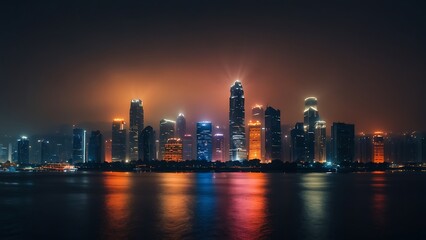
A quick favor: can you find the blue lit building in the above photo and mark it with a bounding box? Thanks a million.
[197,121,212,161]
[72,127,86,163]
[17,136,30,165]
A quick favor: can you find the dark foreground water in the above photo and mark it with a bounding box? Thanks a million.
[0,172,425,240]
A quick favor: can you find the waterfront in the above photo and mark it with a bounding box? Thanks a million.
[0,172,425,240]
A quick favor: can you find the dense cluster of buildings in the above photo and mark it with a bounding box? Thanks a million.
[1,80,425,165]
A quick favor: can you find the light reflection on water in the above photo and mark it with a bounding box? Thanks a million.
[0,172,425,240]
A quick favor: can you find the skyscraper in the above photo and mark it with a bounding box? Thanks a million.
[140,126,156,161]
[252,105,265,160]
[212,133,225,162]
[248,121,262,160]
[291,123,305,162]
[265,106,282,161]
[303,97,320,162]
[314,120,327,163]
[129,99,144,161]
[176,113,186,140]
[331,122,355,164]
[72,127,86,163]
[197,121,213,161]
[104,139,112,163]
[37,139,51,163]
[88,130,104,163]
[373,132,385,163]
[159,119,175,160]
[112,119,127,162]
[17,136,29,165]
[164,138,183,161]
[229,80,246,161]
[182,134,194,160]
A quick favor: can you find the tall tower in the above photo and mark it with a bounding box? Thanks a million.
[212,133,225,162]
[182,134,194,160]
[314,121,327,163]
[252,105,265,160]
[159,119,176,160]
[17,136,30,165]
[72,127,86,163]
[248,121,262,160]
[129,99,143,161]
[229,80,246,161]
[331,122,355,164]
[140,126,156,161]
[88,130,104,163]
[112,119,127,162]
[304,97,320,162]
[373,132,385,163]
[197,121,213,161]
[291,123,305,162]
[265,106,282,161]
[176,113,187,140]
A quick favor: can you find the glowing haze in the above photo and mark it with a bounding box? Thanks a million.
[0,1,425,136]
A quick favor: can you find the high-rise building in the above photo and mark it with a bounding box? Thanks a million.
[303,97,320,162]
[164,138,183,161]
[176,113,187,140]
[356,133,372,163]
[331,122,355,164]
[88,130,104,163]
[104,139,112,163]
[17,136,30,165]
[248,121,262,160]
[291,123,305,162]
[182,134,194,160]
[373,132,385,163]
[112,119,127,162]
[37,139,51,163]
[252,105,265,160]
[72,128,86,163]
[140,126,156,161]
[159,119,175,160]
[265,106,282,161]
[212,133,225,162]
[314,121,327,163]
[129,99,144,161]
[197,121,213,161]
[229,80,246,161]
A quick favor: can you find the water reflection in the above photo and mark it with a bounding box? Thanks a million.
[299,173,329,239]
[371,172,387,230]
[102,172,132,240]
[158,173,194,239]
[225,173,268,239]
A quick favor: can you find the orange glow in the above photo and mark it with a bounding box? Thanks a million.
[373,132,385,163]
[113,118,125,122]
[102,172,131,240]
[164,138,183,161]
[248,121,262,160]
[104,139,112,163]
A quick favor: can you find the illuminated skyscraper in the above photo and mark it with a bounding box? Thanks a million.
[212,133,225,162]
[248,121,262,160]
[17,136,30,165]
[129,99,144,161]
[72,127,86,163]
[197,121,213,161]
[314,121,327,163]
[252,105,265,160]
[36,139,51,163]
[104,139,112,163]
[164,138,183,161]
[304,97,320,162]
[182,134,194,160]
[112,119,127,162]
[291,123,305,162]
[331,122,355,163]
[229,80,246,161]
[159,119,175,160]
[176,113,186,140]
[373,132,385,163]
[88,130,104,163]
[356,133,372,163]
[265,106,282,161]
[140,126,156,161]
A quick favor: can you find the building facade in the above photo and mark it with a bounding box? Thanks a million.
[129,99,144,161]
[112,119,127,162]
[197,121,213,161]
[229,80,247,161]
[265,106,282,161]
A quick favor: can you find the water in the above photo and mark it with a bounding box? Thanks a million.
[0,172,425,240]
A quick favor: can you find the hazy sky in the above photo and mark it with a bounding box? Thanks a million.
[1,0,425,136]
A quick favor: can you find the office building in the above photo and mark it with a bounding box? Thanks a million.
[265,106,282,161]
[229,80,247,161]
[197,121,213,161]
[291,123,305,162]
[159,119,175,160]
[129,99,144,161]
[17,136,30,165]
[176,113,186,140]
[140,126,156,161]
[314,121,327,163]
[112,119,127,162]
[212,133,225,162]
[248,121,262,160]
[164,138,183,161]
[182,134,194,160]
[331,122,355,163]
[88,130,104,163]
[303,97,320,162]
[72,127,86,163]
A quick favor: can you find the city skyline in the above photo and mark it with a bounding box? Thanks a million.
[1,1,426,136]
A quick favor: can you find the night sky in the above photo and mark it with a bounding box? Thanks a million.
[1,0,425,136]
